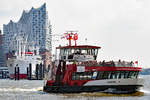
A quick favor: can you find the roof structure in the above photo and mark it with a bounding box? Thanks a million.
[56,45,101,49]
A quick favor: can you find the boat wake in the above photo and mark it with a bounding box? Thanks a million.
[140,89,150,94]
[0,87,43,92]
[62,91,144,97]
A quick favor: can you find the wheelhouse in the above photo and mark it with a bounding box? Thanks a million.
[56,45,101,61]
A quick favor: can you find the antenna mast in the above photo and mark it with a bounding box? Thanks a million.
[63,31,78,46]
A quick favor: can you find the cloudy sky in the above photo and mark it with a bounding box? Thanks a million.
[0,0,150,67]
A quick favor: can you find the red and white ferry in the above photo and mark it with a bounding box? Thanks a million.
[43,32,143,94]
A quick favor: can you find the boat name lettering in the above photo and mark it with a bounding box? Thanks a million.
[107,81,116,83]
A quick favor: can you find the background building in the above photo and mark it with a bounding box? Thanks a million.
[0,30,5,67]
[3,3,52,68]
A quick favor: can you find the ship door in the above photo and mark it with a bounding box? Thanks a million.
[55,60,66,85]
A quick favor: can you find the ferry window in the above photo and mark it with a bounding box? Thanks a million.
[81,49,86,54]
[72,71,140,80]
[68,49,73,55]
[95,49,98,56]
[75,72,80,80]
[110,72,117,79]
[62,49,67,55]
[60,49,64,55]
[91,49,98,55]
[96,71,104,79]
[84,72,93,80]
[135,71,139,78]
[87,49,91,55]
[74,49,81,54]
[96,71,112,79]
[118,71,125,79]
[91,49,98,60]
[102,71,110,79]
[72,73,76,80]
[67,49,74,59]
[108,71,112,79]
[71,49,74,54]
[132,71,137,78]
[78,72,84,80]
[128,72,133,78]
[124,71,129,78]
[129,71,138,79]
[80,72,87,80]
[91,49,94,55]
[74,49,89,55]
[92,49,95,55]
[71,72,93,80]
[83,72,92,80]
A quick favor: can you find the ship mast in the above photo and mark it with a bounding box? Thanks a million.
[63,31,78,46]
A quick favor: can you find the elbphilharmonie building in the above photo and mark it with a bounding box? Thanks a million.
[3,3,52,67]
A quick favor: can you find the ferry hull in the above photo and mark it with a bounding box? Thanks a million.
[43,85,142,94]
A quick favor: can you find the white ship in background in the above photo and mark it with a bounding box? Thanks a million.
[7,51,42,79]
[7,35,43,79]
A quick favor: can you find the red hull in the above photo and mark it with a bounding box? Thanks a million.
[10,74,27,79]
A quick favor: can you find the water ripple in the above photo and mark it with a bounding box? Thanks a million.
[0,87,43,92]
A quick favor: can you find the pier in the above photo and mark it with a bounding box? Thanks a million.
[0,67,9,79]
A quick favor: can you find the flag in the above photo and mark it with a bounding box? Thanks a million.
[135,61,138,64]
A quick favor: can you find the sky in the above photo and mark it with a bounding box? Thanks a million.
[0,0,150,68]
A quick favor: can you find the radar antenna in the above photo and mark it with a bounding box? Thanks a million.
[62,31,78,46]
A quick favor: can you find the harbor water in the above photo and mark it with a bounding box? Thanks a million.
[0,75,150,100]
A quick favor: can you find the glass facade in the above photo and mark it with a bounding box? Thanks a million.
[3,3,52,54]
[0,30,5,67]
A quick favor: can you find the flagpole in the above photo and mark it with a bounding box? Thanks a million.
[135,61,138,67]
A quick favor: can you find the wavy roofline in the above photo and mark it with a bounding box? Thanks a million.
[4,3,46,26]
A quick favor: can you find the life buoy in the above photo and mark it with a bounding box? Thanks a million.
[73,33,78,40]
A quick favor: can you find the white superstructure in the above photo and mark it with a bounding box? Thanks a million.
[7,52,43,78]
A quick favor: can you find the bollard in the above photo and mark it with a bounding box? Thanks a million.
[36,64,39,80]
[4,71,6,79]
[29,63,32,80]
[40,63,42,79]
[17,67,20,80]
[3,71,6,79]
[42,64,45,79]
[2,71,4,79]
[48,64,50,71]
[15,67,17,80]
[27,67,29,79]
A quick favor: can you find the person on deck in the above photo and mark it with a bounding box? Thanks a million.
[101,60,105,66]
